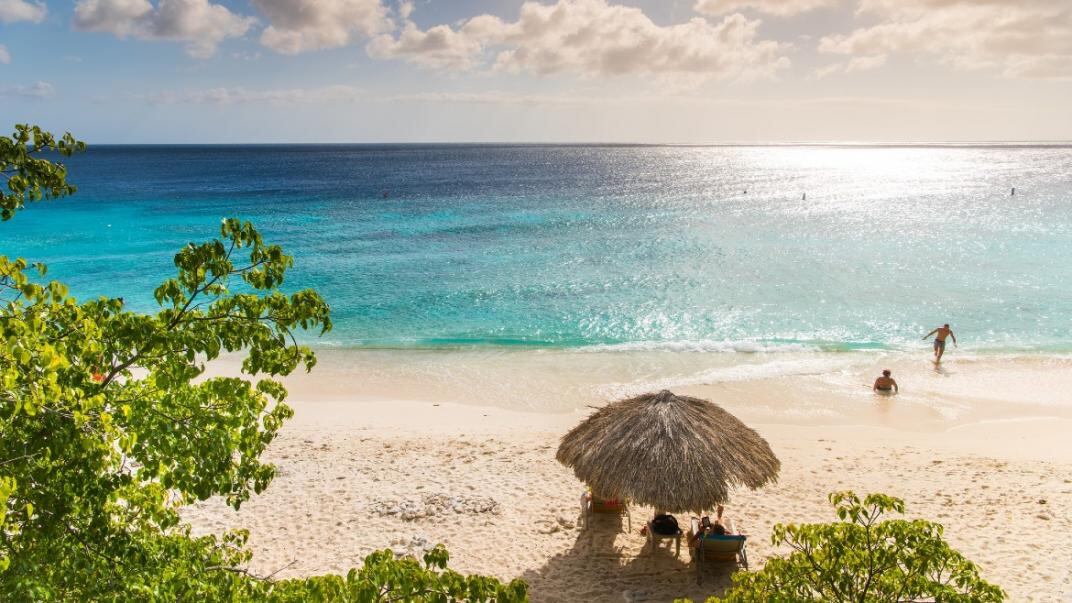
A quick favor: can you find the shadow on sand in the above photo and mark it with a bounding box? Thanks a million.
[521,514,742,603]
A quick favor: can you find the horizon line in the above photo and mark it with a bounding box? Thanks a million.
[81,140,1072,148]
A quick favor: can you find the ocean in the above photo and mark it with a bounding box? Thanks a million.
[4,144,1072,355]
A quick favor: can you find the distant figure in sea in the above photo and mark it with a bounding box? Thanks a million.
[873,369,898,395]
[802,192,806,201]
[922,323,957,363]
[1011,187,1016,196]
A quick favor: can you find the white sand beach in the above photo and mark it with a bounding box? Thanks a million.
[186,352,1072,602]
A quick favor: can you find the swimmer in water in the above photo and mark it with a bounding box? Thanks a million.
[873,369,898,395]
[922,323,957,363]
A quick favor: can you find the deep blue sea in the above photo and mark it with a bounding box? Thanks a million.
[3,144,1071,353]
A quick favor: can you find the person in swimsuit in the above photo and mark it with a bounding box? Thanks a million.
[689,505,736,545]
[873,369,898,395]
[922,324,957,363]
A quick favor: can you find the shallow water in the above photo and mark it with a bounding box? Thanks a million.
[4,144,1071,353]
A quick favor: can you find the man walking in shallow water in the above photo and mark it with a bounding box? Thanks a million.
[922,323,957,363]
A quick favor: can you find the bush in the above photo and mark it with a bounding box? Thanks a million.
[685,491,1004,603]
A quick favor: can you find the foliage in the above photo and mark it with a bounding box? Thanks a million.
[0,125,527,602]
[691,492,1004,603]
[0,124,85,221]
[268,547,528,602]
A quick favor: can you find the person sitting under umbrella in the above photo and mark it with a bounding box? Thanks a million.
[689,505,736,544]
[647,509,681,536]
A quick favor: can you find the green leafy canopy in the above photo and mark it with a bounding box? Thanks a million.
[0,124,85,221]
[0,124,527,602]
[682,491,1005,603]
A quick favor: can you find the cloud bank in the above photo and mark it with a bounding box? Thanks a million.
[73,0,256,58]
[137,85,364,105]
[693,0,836,18]
[12,0,1070,84]
[367,0,790,82]
[819,0,1072,79]
[253,0,393,54]
[0,0,46,23]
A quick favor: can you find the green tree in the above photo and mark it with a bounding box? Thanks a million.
[0,124,84,221]
[691,492,1004,603]
[0,125,527,602]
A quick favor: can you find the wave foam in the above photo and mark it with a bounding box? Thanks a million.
[596,356,860,399]
[577,340,824,353]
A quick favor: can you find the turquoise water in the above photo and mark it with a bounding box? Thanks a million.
[3,144,1071,352]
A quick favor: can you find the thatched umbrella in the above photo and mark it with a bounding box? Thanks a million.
[556,390,780,513]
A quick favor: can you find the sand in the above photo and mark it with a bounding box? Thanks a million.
[185,352,1072,602]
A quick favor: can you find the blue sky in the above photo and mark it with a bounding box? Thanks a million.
[1,0,1070,143]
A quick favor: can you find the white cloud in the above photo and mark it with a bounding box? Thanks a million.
[137,85,364,105]
[73,0,256,58]
[693,0,836,18]
[368,0,790,83]
[383,90,610,106]
[137,87,593,107]
[0,44,10,64]
[814,53,887,78]
[366,21,483,70]
[0,0,46,23]
[74,0,149,37]
[254,0,392,54]
[813,62,842,79]
[0,81,54,98]
[131,87,954,111]
[845,53,886,72]
[819,0,1072,79]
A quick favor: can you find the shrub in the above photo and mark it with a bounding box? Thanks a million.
[686,491,1004,603]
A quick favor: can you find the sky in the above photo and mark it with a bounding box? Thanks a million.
[1,0,1071,143]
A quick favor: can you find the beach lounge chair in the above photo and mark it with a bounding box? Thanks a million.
[645,518,682,557]
[689,517,748,582]
[580,491,631,531]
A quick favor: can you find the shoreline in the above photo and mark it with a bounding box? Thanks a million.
[204,348,1072,428]
[280,398,1072,463]
[305,339,1072,356]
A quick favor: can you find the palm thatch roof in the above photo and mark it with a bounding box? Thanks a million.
[556,390,780,513]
